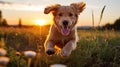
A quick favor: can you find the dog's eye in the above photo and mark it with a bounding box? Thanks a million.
[69,13,73,17]
[58,13,63,16]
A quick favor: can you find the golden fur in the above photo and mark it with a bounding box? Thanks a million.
[44,2,86,57]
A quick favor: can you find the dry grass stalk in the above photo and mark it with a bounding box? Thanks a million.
[98,5,106,26]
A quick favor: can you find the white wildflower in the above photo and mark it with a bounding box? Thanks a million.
[0,57,10,65]
[24,50,36,58]
[50,64,67,67]
[0,48,7,56]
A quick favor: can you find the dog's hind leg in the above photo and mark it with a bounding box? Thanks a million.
[61,40,77,57]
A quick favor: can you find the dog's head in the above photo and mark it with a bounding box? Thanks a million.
[44,2,86,36]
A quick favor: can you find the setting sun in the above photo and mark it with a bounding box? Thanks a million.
[34,19,47,26]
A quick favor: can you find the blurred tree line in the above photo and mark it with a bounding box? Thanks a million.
[0,10,8,26]
[0,10,120,30]
[0,10,22,27]
[103,17,120,31]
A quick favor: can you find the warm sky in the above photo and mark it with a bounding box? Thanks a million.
[0,0,120,26]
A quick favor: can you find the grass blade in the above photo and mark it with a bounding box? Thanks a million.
[92,9,94,28]
[98,5,106,26]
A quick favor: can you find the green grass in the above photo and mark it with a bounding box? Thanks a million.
[0,27,120,67]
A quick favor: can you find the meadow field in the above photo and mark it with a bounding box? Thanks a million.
[0,27,120,67]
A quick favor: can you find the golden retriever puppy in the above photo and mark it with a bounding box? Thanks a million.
[44,2,86,57]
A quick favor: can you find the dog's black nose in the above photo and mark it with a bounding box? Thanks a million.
[62,20,68,25]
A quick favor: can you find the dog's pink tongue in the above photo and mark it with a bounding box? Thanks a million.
[62,28,70,35]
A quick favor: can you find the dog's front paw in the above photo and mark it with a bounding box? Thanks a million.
[46,49,55,55]
[61,49,72,57]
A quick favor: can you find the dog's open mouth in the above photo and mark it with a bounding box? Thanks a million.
[61,26,70,35]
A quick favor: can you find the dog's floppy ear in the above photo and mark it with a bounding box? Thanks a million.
[71,2,86,14]
[44,4,61,14]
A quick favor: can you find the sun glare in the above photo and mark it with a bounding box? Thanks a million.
[34,19,47,26]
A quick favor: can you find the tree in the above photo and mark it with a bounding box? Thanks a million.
[18,18,22,27]
[0,10,2,24]
[0,10,8,27]
[103,23,113,30]
[113,18,120,30]
[2,19,8,26]
[102,18,120,31]
[0,10,2,19]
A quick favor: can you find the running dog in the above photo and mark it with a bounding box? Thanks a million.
[44,2,86,57]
